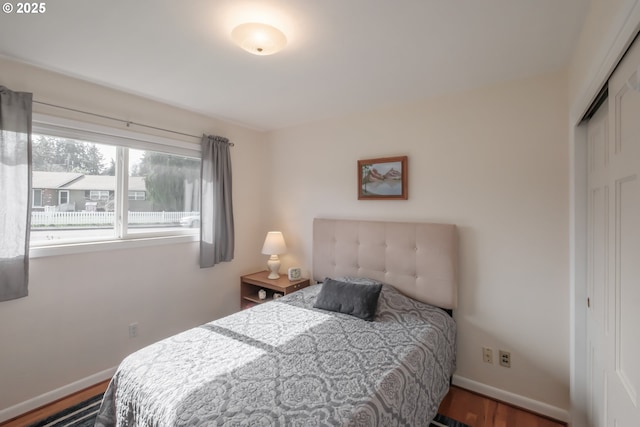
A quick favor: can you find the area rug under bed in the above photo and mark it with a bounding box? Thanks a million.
[28,393,471,427]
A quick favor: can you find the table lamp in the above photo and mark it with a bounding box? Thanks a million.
[261,231,287,279]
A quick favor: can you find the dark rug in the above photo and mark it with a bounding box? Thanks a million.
[430,413,471,427]
[28,393,103,427]
[29,393,469,427]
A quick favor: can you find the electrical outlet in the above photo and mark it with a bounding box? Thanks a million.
[482,347,493,364]
[128,322,138,338]
[499,350,511,368]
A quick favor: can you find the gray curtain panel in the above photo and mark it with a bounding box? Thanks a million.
[200,134,234,268]
[0,86,32,301]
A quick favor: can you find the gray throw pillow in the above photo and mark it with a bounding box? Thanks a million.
[313,278,382,321]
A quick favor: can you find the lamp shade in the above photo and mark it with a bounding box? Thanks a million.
[261,231,287,255]
[231,23,287,56]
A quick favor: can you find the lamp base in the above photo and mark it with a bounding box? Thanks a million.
[266,255,280,279]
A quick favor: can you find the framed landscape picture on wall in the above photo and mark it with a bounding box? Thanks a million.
[358,156,408,200]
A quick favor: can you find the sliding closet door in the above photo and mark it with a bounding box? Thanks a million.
[586,101,608,427]
[605,35,640,426]
[586,36,640,427]
[587,35,640,427]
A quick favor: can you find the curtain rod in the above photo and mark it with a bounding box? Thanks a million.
[33,100,234,146]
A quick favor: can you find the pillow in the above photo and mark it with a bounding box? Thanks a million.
[334,276,385,287]
[313,277,382,321]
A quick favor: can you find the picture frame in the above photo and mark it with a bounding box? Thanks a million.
[357,156,408,200]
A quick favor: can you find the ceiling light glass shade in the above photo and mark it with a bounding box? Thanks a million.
[231,23,287,56]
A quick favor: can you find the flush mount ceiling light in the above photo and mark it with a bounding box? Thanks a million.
[231,22,287,56]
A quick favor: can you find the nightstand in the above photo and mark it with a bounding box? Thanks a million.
[240,271,310,309]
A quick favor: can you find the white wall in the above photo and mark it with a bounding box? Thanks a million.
[266,71,571,418]
[0,57,270,415]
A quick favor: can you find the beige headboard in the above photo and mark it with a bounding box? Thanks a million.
[313,218,459,310]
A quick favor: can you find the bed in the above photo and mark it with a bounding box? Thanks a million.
[96,218,458,426]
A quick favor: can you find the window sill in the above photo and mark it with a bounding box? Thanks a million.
[29,234,199,258]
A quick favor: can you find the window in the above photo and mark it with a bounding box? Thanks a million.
[128,191,146,200]
[33,189,42,207]
[30,114,201,251]
[127,148,200,236]
[58,190,69,205]
[89,190,109,201]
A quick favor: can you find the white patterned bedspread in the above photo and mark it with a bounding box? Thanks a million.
[95,282,456,426]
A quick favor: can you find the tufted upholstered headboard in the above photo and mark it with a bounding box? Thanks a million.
[313,218,459,310]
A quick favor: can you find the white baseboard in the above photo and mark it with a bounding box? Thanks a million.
[452,375,570,423]
[0,366,116,423]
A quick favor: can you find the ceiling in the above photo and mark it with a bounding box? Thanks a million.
[0,0,590,131]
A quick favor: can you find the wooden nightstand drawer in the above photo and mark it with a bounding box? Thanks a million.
[240,271,310,309]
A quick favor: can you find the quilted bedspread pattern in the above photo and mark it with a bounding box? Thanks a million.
[95,283,456,426]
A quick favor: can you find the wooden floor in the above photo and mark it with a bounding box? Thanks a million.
[0,380,110,427]
[1,383,565,427]
[438,386,567,427]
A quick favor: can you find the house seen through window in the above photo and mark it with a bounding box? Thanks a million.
[31,130,201,246]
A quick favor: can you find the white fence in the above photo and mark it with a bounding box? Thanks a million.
[32,211,198,227]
